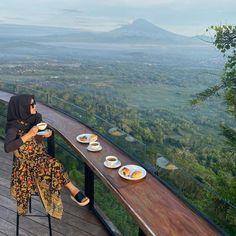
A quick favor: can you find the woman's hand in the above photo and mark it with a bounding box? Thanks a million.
[21,126,39,143]
[43,129,52,138]
[28,126,39,137]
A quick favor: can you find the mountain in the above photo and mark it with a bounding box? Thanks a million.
[106,19,191,43]
[0,19,207,45]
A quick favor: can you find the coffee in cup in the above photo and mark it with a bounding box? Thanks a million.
[88,141,101,150]
[106,156,118,167]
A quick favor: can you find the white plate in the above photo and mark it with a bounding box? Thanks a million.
[76,133,97,144]
[118,165,146,181]
[104,160,121,169]
[87,145,102,152]
[37,129,50,136]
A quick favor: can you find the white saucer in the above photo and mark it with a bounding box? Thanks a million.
[104,160,121,169]
[87,145,102,152]
[37,129,50,136]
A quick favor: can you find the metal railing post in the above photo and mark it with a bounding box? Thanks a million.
[84,164,94,210]
[47,131,55,157]
[139,228,145,236]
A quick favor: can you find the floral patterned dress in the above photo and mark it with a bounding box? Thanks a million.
[11,129,70,219]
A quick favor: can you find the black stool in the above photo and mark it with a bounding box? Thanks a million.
[16,193,52,236]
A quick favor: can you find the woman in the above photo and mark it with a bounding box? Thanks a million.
[4,94,89,219]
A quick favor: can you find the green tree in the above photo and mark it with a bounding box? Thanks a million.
[192,25,236,150]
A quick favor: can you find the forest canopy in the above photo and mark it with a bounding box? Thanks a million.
[192,25,236,150]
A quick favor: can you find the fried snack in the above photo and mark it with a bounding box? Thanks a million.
[79,136,87,142]
[122,167,130,176]
[90,134,98,142]
[131,170,142,178]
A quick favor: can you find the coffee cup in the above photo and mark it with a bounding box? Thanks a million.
[105,156,118,167]
[37,122,47,130]
[88,141,101,150]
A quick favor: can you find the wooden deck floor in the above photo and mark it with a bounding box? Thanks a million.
[0,141,109,236]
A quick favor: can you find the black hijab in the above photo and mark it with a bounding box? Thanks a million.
[5,94,42,132]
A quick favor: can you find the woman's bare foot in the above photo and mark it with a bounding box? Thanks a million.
[65,181,90,206]
[65,181,79,196]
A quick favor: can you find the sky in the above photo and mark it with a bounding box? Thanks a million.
[0,0,235,36]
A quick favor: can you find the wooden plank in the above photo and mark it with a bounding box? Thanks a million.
[0,195,63,236]
[0,183,108,236]
[0,143,109,236]
[0,191,94,236]
[0,183,107,236]
[0,91,220,236]
[0,216,32,236]
[0,177,10,189]
[0,145,13,165]
[0,231,7,236]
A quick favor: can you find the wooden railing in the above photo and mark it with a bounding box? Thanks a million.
[0,91,221,236]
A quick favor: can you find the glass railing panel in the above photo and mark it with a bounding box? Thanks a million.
[0,81,16,94]
[50,95,147,163]
[94,115,147,163]
[15,85,49,104]
[156,157,236,235]
[53,135,85,190]
[0,102,7,138]
[94,174,139,236]
[50,95,91,126]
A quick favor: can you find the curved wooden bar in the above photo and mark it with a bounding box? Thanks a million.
[0,91,220,236]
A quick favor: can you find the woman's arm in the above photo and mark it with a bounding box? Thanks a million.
[4,127,23,153]
[21,126,38,143]
[4,126,39,153]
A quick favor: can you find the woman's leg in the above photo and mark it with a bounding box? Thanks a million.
[43,156,90,206]
[64,181,79,196]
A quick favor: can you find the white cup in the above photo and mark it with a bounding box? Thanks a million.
[88,141,101,150]
[106,156,118,167]
[37,122,47,130]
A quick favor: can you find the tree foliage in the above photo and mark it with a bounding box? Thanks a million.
[193,25,236,104]
[193,25,236,151]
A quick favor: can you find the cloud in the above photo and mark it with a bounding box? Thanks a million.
[100,0,174,7]
[72,16,127,31]
[61,9,84,14]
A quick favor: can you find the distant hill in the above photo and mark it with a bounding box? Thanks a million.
[0,19,208,46]
[0,24,79,39]
[192,34,213,43]
[105,19,195,44]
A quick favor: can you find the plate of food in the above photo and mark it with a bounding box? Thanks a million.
[118,165,146,180]
[76,134,98,143]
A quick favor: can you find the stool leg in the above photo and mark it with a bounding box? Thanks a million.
[47,214,52,236]
[16,213,19,236]
[29,196,32,213]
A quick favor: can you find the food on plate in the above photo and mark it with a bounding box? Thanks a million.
[131,170,143,178]
[89,134,97,142]
[122,167,130,176]
[79,135,87,142]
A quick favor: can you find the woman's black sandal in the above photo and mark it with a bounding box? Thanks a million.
[70,191,90,206]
